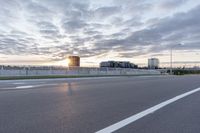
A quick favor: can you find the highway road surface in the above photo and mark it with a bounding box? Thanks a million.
[0,75,200,133]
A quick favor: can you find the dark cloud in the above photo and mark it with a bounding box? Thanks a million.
[158,0,188,10]
[36,21,61,39]
[93,6,121,19]
[83,30,102,35]
[62,20,88,33]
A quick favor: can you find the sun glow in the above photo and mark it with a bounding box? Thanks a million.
[55,59,70,66]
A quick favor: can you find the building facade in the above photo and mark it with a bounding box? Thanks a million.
[148,58,159,69]
[68,56,80,67]
[100,61,138,69]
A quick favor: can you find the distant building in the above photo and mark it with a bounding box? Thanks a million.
[68,56,80,67]
[100,61,138,69]
[148,58,159,69]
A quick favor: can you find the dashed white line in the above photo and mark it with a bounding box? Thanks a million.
[13,82,26,85]
[16,85,34,89]
[13,82,46,85]
[0,83,59,90]
[95,87,200,133]
[15,84,59,89]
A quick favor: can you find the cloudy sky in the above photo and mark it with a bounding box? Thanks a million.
[0,0,200,67]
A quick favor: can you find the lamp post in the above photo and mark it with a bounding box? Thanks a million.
[170,43,183,75]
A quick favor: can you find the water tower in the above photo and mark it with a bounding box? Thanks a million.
[68,56,80,67]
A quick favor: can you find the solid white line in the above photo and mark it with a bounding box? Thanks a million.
[96,87,200,133]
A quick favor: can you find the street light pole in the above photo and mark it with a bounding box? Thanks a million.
[170,43,183,75]
[170,47,173,75]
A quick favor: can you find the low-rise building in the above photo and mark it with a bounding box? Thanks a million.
[148,58,159,69]
[100,61,138,69]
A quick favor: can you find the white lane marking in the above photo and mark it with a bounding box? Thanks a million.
[0,83,59,90]
[15,84,59,89]
[96,87,200,133]
[16,86,34,89]
[13,82,46,85]
[13,82,26,85]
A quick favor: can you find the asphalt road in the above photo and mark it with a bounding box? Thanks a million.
[0,75,200,133]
